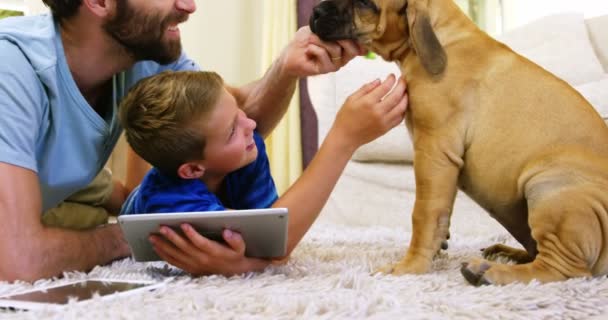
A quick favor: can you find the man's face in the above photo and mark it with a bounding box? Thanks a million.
[103,0,190,65]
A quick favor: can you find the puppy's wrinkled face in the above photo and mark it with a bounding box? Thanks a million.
[311,0,447,75]
[310,0,410,60]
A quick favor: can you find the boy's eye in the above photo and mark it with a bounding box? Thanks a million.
[229,125,236,138]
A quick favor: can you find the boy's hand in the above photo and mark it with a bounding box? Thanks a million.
[149,224,271,276]
[331,74,409,150]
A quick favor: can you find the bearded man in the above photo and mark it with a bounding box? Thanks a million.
[0,0,363,282]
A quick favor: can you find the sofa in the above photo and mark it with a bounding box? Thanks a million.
[309,13,608,237]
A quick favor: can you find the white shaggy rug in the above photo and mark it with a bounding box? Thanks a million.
[1,223,608,319]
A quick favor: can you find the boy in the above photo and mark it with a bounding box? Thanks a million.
[119,70,408,276]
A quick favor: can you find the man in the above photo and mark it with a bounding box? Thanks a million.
[0,0,363,282]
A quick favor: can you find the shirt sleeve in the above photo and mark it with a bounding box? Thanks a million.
[133,170,226,214]
[227,132,279,209]
[0,41,45,171]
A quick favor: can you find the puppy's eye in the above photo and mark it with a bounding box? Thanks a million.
[355,0,379,12]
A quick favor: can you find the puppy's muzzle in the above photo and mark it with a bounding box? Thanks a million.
[309,1,356,41]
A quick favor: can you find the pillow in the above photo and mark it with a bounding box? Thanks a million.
[333,56,415,163]
[497,13,605,86]
[573,75,608,119]
[586,15,608,73]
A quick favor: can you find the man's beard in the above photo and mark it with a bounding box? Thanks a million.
[103,0,187,65]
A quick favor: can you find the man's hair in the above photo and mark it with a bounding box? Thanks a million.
[119,71,224,176]
[41,0,82,19]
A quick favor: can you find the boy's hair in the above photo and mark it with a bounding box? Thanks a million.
[41,0,82,19]
[119,71,224,176]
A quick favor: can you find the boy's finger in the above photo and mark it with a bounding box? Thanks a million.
[181,223,222,256]
[386,94,409,126]
[350,78,382,99]
[379,79,407,111]
[368,74,397,101]
[222,229,247,256]
[150,234,196,270]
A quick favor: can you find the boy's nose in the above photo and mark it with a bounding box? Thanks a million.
[247,118,257,132]
[176,0,196,14]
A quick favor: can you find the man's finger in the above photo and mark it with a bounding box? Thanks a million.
[305,45,336,73]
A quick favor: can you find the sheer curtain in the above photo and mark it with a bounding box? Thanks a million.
[261,0,303,195]
[455,0,504,35]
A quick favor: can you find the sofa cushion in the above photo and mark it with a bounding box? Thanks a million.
[333,56,415,163]
[574,76,608,119]
[497,13,605,86]
[586,15,608,73]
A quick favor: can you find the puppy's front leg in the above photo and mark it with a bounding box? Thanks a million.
[380,138,462,275]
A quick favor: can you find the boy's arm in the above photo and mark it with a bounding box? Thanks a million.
[0,163,131,282]
[272,75,408,255]
[149,76,407,276]
[227,27,364,137]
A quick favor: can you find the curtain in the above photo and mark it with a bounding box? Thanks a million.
[261,0,303,195]
[297,0,320,169]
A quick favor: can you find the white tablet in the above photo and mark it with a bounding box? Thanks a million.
[0,279,165,311]
[117,208,289,262]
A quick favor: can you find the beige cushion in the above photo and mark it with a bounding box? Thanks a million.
[332,57,415,163]
[497,13,606,86]
[586,15,608,73]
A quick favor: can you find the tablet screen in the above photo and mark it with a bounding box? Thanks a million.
[2,280,151,305]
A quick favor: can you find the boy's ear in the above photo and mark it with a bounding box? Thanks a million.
[177,162,206,180]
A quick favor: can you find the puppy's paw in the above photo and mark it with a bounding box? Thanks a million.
[460,258,493,286]
[375,259,430,276]
[481,244,533,264]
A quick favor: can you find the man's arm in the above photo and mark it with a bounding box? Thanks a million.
[228,27,365,137]
[0,163,130,282]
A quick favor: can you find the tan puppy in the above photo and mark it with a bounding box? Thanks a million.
[310,0,608,285]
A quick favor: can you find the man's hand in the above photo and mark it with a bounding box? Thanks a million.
[150,224,271,276]
[279,26,366,78]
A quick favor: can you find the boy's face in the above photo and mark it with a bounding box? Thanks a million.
[103,0,192,64]
[200,89,258,175]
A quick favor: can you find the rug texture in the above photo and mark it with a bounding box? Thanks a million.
[1,223,607,319]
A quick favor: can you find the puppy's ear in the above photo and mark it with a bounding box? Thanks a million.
[407,1,447,76]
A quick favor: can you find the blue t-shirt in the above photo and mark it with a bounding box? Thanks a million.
[121,132,278,215]
[0,14,199,212]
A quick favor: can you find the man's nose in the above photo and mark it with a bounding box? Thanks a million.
[176,0,196,14]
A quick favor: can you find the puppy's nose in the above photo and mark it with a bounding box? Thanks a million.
[309,6,325,33]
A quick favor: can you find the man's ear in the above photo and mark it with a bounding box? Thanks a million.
[82,0,112,18]
[177,162,206,180]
